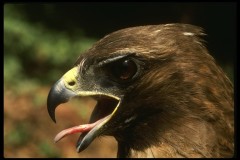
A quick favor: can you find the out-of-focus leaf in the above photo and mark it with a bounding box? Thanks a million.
[4,4,96,89]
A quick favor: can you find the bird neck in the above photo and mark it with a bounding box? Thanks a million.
[116,114,234,158]
[115,111,165,157]
[117,141,131,158]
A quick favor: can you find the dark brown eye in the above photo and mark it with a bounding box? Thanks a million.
[107,59,138,82]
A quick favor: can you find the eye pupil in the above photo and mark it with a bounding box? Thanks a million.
[108,59,138,82]
[119,60,135,80]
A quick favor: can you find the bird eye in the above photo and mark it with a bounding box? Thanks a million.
[106,59,138,82]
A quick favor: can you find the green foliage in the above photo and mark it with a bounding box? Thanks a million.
[32,91,47,107]
[38,141,60,158]
[5,123,31,147]
[4,5,96,92]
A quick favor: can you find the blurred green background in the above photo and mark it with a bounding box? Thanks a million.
[4,3,235,158]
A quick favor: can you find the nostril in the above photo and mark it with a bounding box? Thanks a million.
[68,81,75,86]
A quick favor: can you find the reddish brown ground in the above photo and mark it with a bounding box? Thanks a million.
[4,86,117,158]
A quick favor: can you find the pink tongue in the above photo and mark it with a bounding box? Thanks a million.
[54,118,105,143]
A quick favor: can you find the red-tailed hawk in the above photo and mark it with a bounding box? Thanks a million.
[47,24,234,158]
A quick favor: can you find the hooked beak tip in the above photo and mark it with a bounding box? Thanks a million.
[47,88,58,123]
[47,79,76,123]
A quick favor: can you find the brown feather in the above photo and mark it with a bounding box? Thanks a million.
[76,24,234,157]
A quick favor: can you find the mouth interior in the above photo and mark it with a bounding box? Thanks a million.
[54,95,119,144]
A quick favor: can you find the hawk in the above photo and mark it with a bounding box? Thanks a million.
[47,24,234,158]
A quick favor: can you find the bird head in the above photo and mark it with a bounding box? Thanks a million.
[47,24,233,157]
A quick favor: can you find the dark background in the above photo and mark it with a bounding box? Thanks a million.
[4,3,236,158]
[20,2,236,66]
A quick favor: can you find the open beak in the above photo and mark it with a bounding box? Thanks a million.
[47,66,120,152]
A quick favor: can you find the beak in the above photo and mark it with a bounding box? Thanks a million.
[47,67,79,122]
[47,66,121,152]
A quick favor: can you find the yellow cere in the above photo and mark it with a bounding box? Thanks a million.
[62,67,79,90]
